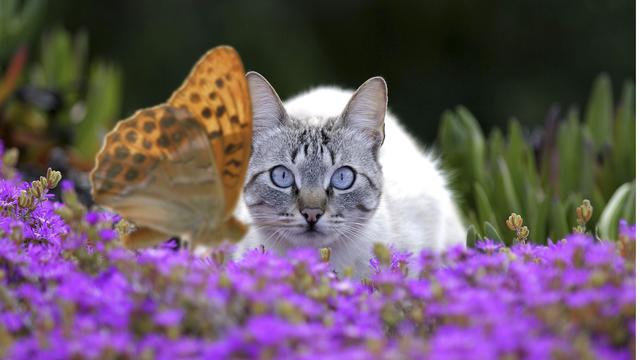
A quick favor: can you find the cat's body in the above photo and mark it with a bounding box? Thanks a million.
[235,73,464,278]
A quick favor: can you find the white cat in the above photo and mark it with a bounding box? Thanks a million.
[235,72,465,278]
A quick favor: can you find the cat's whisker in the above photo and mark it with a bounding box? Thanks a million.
[330,226,356,245]
[250,222,302,228]
[257,226,286,250]
[271,227,290,252]
[338,225,377,245]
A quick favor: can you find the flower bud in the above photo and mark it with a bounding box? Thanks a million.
[10,223,23,243]
[46,168,62,189]
[576,206,583,222]
[55,205,74,221]
[18,190,33,209]
[29,180,45,199]
[39,176,49,190]
[2,148,18,167]
[517,226,529,241]
[579,200,592,223]
[373,243,391,266]
[506,213,523,231]
[319,247,331,262]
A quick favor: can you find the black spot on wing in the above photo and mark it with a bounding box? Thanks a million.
[126,131,138,143]
[133,153,146,164]
[99,180,114,192]
[157,135,170,148]
[172,131,184,143]
[216,105,226,118]
[106,164,123,178]
[161,116,176,128]
[208,130,222,140]
[223,169,239,178]
[143,121,156,133]
[115,146,129,159]
[224,143,242,155]
[125,168,139,181]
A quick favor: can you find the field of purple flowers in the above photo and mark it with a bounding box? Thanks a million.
[0,145,635,360]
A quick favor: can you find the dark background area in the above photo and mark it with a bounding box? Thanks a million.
[41,0,634,143]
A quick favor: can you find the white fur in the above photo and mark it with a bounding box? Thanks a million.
[235,86,466,278]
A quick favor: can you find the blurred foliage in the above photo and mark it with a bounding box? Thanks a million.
[440,74,635,244]
[0,22,122,169]
[42,1,634,141]
[0,0,44,61]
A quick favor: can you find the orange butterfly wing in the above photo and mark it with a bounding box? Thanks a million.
[168,46,252,217]
[91,105,225,243]
[90,46,252,248]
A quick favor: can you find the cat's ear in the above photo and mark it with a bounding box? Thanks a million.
[340,76,387,143]
[246,71,288,131]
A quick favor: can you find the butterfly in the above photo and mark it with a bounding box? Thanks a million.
[90,46,252,249]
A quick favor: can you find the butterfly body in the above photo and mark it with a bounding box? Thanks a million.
[90,46,251,249]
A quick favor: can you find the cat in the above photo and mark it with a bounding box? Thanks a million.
[234,72,465,278]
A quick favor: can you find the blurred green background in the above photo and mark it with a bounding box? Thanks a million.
[42,0,634,141]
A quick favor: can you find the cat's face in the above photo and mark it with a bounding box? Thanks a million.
[243,72,387,248]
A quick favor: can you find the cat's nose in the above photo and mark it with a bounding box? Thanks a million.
[300,208,323,225]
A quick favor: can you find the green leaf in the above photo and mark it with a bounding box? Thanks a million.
[549,200,569,241]
[591,188,605,230]
[578,128,595,196]
[0,0,45,61]
[73,62,122,161]
[438,109,473,205]
[456,106,486,188]
[39,28,77,90]
[621,182,635,223]
[488,128,504,165]
[557,110,581,198]
[496,156,521,214]
[585,73,614,149]
[473,182,497,228]
[466,211,481,236]
[435,74,634,246]
[483,222,503,244]
[466,225,480,248]
[525,186,549,244]
[597,182,634,240]
[611,81,636,187]
[505,119,528,195]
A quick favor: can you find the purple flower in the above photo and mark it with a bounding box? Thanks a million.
[98,228,117,242]
[0,150,634,359]
[619,219,636,239]
[85,212,100,225]
[154,309,184,327]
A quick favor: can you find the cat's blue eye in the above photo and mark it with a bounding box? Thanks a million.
[270,165,294,188]
[330,166,355,190]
